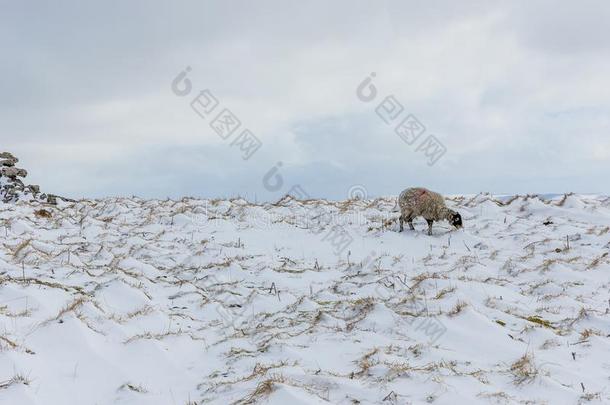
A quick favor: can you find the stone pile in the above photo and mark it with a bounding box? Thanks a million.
[0,151,58,204]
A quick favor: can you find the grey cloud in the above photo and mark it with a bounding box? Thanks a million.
[505,1,610,54]
[1,1,609,200]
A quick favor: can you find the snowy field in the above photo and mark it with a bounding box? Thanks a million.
[0,193,609,404]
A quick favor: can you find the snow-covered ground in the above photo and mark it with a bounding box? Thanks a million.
[0,193,609,404]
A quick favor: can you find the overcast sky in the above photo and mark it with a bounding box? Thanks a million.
[2,1,610,200]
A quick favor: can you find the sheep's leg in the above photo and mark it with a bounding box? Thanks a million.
[426,218,433,235]
[407,215,415,230]
[399,215,404,232]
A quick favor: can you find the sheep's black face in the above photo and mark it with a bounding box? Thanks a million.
[451,212,463,229]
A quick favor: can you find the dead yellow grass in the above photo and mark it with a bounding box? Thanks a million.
[509,353,539,385]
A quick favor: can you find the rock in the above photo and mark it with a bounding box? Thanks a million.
[1,167,28,178]
[0,151,61,204]
[27,185,40,195]
[0,152,18,167]
[1,157,18,166]
[46,195,58,205]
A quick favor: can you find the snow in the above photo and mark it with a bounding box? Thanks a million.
[0,194,609,404]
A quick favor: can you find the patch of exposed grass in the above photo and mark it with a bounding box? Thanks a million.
[525,315,554,329]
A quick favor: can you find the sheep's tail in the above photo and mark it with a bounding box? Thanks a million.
[392,200,400,212]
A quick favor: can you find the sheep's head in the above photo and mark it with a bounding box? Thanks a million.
[450,211,463,229]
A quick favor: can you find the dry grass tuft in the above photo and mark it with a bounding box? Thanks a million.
[586,252,608,270]
[34,209,52,219]
[118,382,149,394]
[0,373,31,390]
[509,353,539,385]
[353,348,379,378]
[580,392,602,402]
[237,374,286,404]
[525,315,554,329]
[448,300,468,317]
[54,296,88,321]
[110,305,154,324]
[12,239,32,259]
[0,335,18,351]
[579,328,603,340]
[434,286,456,300]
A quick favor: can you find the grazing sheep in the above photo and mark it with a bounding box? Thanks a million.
[397,187,462,235]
